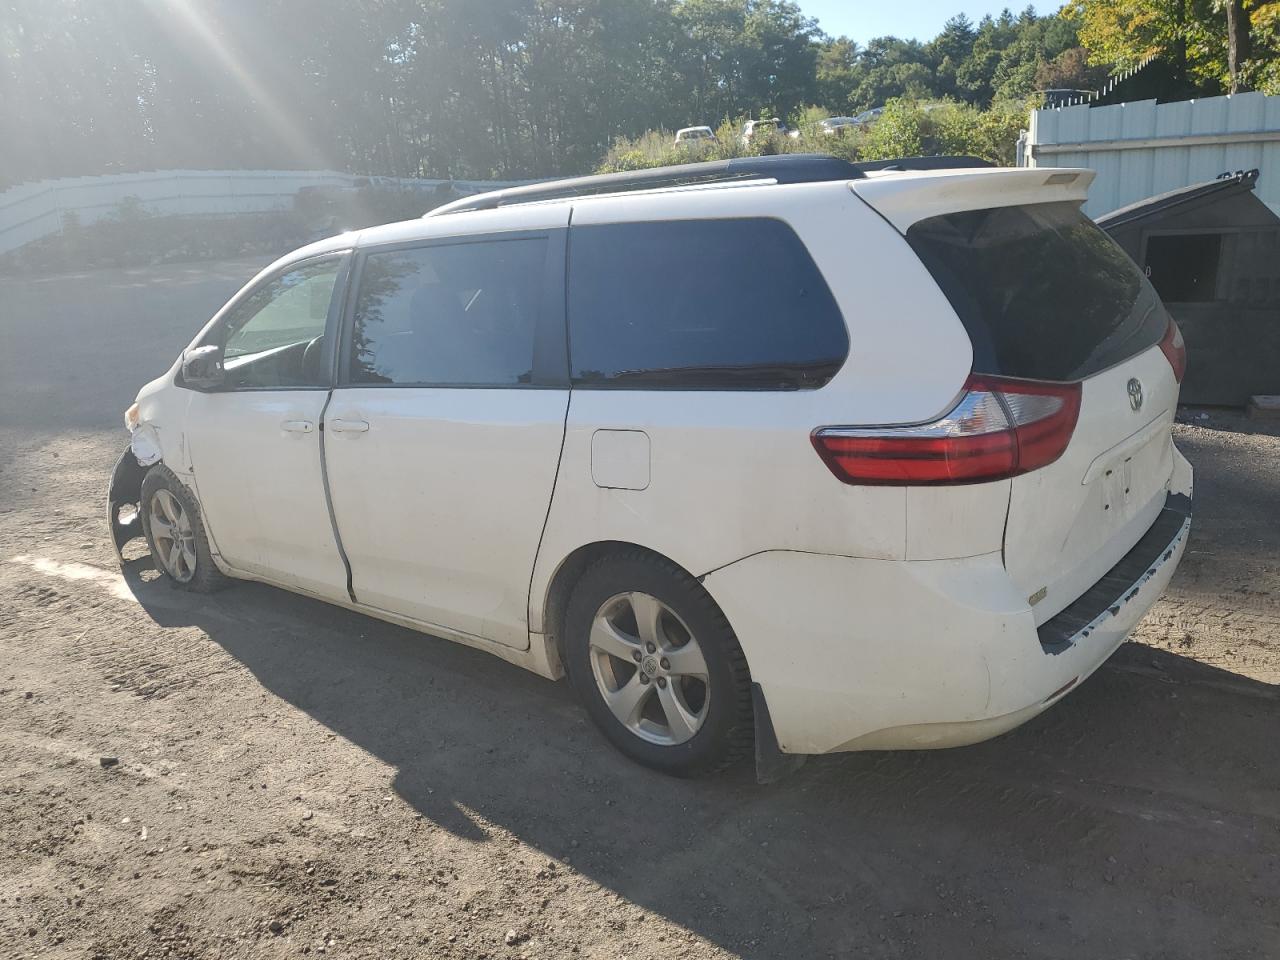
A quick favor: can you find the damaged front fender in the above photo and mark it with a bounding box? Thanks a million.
[107,443,149,563]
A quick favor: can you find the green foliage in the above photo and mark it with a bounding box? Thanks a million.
[829,8,1085,112]
[1067,0,1280,92]
[599,95,1036,174]
[860,100,925,158]
[859,98,1034,166]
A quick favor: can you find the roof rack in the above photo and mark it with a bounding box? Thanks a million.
[853,155,994,173]
[424,153,993,217]
[425,154,861,217]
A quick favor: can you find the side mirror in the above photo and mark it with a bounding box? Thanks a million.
[181,345,224,391]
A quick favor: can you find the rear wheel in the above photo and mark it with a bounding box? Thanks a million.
[564,551,753,776]
[140,465,229,593]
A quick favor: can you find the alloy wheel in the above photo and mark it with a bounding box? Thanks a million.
[148,488,197,583]
[588,591,711,746]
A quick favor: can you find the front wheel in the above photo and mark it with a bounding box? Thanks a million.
[564,551,753,777]
[139,465,229,593]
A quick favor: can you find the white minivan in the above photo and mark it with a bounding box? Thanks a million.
[109,155,1193,779]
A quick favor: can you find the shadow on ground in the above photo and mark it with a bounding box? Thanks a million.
[120,557,1280,958]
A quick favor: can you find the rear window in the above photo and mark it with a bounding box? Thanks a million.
[568,218,848,390]
[906,201,1167,382]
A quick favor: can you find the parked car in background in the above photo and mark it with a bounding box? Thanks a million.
[850,107,884,126]
[818,116,861,135]
[740,118,788,145]
[674,125,716,146]
[110,154,1192,780]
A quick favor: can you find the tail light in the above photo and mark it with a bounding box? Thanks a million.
[812,375,1081,486]
[1159,318,1186,383]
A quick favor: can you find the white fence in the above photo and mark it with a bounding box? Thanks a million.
[0,169,515,255]
[1025,91,1280,218]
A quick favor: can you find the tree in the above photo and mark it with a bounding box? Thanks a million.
[1067,0,1279,93]
[815,37,861,109]
[1226,0,1252,91]
[1035,46,1109,89]
[1,0,1106,188]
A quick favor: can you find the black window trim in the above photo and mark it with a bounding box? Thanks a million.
[564,214,850,391]
[335,228,570,391]
[180,250,353,394]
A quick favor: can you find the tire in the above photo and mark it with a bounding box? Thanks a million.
[139,464,230,593]
[563,550,753,777]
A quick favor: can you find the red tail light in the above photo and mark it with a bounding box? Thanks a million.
[1159,318,1186,383]
[812,375,1081,486]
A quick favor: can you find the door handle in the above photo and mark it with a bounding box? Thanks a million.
[329,418,370,434]
[281,419,315,434]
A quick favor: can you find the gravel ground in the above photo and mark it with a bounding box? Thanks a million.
[1,260,1278,960]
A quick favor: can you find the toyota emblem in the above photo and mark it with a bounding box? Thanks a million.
[1127,377,1144,412]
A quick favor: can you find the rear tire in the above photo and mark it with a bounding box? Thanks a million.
[564,550,753,777]
[140,465,230,593]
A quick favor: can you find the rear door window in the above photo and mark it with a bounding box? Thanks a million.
[347,237,547,386]
[567,218,847,389]
[905,201,1167,382]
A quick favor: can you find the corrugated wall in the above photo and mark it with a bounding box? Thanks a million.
[1027,92,1280,218]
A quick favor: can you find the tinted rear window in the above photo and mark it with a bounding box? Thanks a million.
[568,218,848,389]
[906,201,1167,381]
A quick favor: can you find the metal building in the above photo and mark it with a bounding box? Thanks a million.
[1025,91,1280,219]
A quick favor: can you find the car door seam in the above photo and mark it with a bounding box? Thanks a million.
[317,388,357,603]
[526,212,573,637]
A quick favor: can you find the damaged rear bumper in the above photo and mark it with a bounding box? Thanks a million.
[1038,492,1192,654]
[704,454,1194,758]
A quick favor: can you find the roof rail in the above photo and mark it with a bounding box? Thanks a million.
[423,153,997,217]
[852,155,995,173]
[424,154,863,217]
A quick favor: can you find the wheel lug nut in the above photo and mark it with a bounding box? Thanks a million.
[660,658,670,670]
[639,673,650,684]
[632,651,642,662]
[646,642,656,653]
[656,677,667,688]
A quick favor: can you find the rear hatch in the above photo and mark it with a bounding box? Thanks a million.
[856,172,1183,624]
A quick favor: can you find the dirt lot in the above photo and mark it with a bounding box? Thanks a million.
[1,260,1278,960]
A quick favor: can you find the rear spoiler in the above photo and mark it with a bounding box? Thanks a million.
[852,167,1095,233]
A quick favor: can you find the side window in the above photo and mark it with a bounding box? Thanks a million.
[567,218,848,389]
[348,237,547,386]
[218,258,342,389]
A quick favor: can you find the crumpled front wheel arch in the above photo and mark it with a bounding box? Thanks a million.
[107,442,150,563]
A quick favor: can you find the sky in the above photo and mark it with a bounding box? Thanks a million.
[799,1,1052,46]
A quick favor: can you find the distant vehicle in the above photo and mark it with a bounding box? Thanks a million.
[111,155,1191,779]
[850,107,884,126]
[818,116,861,135]
[674,126,716,146]
[740,118,788,145]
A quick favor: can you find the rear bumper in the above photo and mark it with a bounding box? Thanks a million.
[1038,492,1191,654]
[703,447,1193,755]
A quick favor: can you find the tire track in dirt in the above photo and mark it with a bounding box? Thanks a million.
[3,557,244,702]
